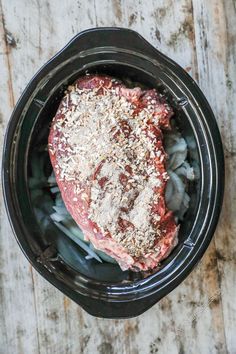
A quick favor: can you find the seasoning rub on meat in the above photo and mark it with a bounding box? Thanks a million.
[48,75,179,271]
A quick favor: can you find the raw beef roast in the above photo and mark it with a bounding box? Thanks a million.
[48,75,179,271]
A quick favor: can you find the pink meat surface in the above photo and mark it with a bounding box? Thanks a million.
[48,75,179,271]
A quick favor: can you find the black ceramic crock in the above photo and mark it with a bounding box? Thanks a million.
[2,28,224,318]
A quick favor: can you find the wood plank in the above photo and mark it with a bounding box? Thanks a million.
[133,1,227,353]
[0,2,40,353]
[193,1,236,353]
[0,1,98,353]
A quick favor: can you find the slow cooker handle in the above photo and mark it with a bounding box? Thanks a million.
[71,291,162,319]
[63,27,161,59]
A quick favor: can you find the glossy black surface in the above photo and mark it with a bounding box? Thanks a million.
[2,28,224,318]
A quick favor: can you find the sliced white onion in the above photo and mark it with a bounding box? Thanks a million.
[165,138,187,155]
[171,150,187,170]
[166,171,185,211]
[53,206,70,216]
[50,186,60,194]
[165,179,173,204]
[48,172,57,185]
[50,212,65,223]
[54,222,102,263]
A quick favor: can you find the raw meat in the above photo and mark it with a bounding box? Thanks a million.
[48,75,179,271]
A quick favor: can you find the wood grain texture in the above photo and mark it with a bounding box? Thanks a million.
[0,0,235,353]
[192,1,236,353]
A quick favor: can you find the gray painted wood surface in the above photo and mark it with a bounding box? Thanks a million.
[0,1,235,353]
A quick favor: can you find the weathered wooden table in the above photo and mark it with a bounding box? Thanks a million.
[0,1,235,353]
